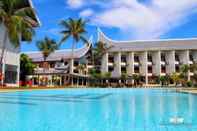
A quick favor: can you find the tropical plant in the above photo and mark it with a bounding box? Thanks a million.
[59,18,88,73]
[0,0,36,69]
[180,64,189,80]
[92,41,110,66]
[102,72,111,79]
[190,63,197,73]
[186,81,193,87]
[190,63,197,86]
[20,53,36,82]
[121,73,128,80]
[159,76,167,86]
[36,37,58,68]
[132,74,141,86]
[159,75,171,86]
[170,72,181,86]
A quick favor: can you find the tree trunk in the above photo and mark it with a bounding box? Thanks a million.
[0,30,8,86]
[70,39,76,86]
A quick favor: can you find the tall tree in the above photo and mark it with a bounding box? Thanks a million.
[20,53,36,82]
[0,0,36,82]
[59,18,88,73]
[36,37,58,68]
[93,41,108,65]
[180,64,190,80]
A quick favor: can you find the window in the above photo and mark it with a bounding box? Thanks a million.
[134,66,140,73]
[134,55,139,62]
[175,54,179,61]
[4,64,18,84]
[189,54,194,61]
[148,54,152,62]
[161,65,166,73]
[148,66,152,73]
[161,53,166,61]
[121,55,126,63]
[121,67,126,73]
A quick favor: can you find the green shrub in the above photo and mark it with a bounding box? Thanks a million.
[186,81,193,87]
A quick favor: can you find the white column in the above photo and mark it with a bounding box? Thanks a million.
[101,53,108,73]
[140,51,148,85]
[152,51,161,76]
[166,50,175,74]
[69,59,74,74]
[113,52,121,77]
[126,52,134,76]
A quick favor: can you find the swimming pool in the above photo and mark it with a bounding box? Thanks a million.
[0,88,196,131]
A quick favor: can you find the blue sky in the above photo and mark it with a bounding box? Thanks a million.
[21,0,197,52]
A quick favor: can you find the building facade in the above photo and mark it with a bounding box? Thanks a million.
[26,29,197,86]
[26,41,93,86]
[98,29,197,85]
[0,0,39,86]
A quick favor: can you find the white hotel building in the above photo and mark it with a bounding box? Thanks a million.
[27,29,197,86]
[98,29,197,85]
[0,0,39,86]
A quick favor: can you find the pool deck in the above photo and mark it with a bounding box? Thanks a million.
[177,88,197,94]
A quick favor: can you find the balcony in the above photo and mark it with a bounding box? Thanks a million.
[121,62,126,66]
[160,73,166,76]
[55,63,69,70]
[189,61,193,65]
[189,72,194,76]
[108,62,113,66]
[147,61,152,65]
[161,61,166,65]
[34,68,65,74]
[134,62,140,66]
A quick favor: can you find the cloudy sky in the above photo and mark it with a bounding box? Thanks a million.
[22,0,197,52]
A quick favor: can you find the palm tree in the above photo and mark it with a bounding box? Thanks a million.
[132,74,140,86]
[36,37,58,69]
[190,63,197,74]
[20,53,36,84]
[59,18,88,74]
[159,76,166,86]
[180,64,190,80]
[93,41,110,66]
[190,63,197,85]
[0,0,37,84]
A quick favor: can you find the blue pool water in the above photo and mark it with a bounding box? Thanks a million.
[0,88,197,131]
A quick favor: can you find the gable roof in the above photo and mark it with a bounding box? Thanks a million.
[25,37,93,62]
[97,28,197,52]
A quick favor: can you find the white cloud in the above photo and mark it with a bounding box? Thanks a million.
[80,9,94,17]
[67,0,83,9]
[83,0,197,39]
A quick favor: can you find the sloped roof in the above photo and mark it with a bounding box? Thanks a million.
[25,38,92,62]
[97,28,197,52]
[25,0,41,27]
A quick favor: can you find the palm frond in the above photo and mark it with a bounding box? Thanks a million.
[59,34,69,45]
[80,36,89,46]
